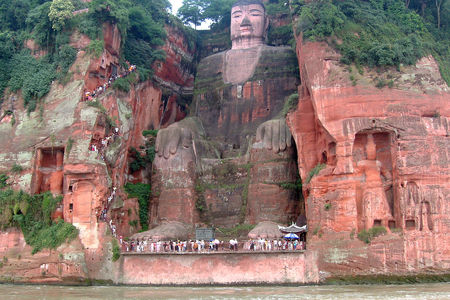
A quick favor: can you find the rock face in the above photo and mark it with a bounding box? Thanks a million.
[193,45,299,152]
[0,12,448,283]
[0,21,196,283]
[151,45,302,228]
[288,38,449,275]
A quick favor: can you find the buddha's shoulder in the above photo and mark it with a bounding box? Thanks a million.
[198,51,226,67]
[195,52,226,83]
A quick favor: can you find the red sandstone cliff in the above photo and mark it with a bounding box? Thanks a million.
[288,36,449,277]
[0,21,196,283]
[0,10,448,284]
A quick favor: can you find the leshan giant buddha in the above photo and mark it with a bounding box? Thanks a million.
[151,0,301,228]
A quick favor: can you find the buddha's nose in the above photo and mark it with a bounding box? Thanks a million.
[240,16,251,27]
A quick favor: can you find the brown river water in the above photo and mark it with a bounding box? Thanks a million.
[1,283,450,299]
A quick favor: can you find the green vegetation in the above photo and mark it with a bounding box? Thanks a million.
[0,0,173,108]
[280,93,299,117]
[324,202,331,211]
[65,137,74,158]
[194,183,207,212]
[142,129,158,137]
[49,0,75,31]
[0,189,78,254]
[10,164,23,173]
[305,163,326,184]
[0,0,80,110]
[216,223,255,239]
[268,24,294,47]
[124,183,150,231]
[86,39,104,58]
[0,174,8,189]
[112,72,137,93]
[8,51,55,112]
[128,129,157,172]
[111,238,120,262]
[124,130,158,231]
[86,100,116,128]
[312,225,320,236]
[293,0,449,84]
[212,161,237,181]
[128,146,154,173]
[178,0,234,29]
[195,197,207,212]
[357,226,387,244]
[266,0,290,16]
[279,179,302,191]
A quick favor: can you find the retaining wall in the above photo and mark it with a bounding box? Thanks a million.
[118,251,319,285]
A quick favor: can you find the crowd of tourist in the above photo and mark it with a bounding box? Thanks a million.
[85,65,139,246]
[82,64,136,102]
[248,238,305,251]
[98,186,117,222]
[89,127,120,160]
[123,238,305,253]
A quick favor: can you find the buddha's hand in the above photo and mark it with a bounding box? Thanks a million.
[255,119,292,153]
[155,122,194,159]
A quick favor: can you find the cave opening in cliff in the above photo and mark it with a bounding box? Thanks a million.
[33,147,64,195]
[405,219,416,230]
[111,64,118,77]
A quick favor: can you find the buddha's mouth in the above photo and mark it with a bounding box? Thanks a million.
[240,25,252,32]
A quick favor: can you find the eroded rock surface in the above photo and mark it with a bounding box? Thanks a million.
[288,38,449,275]
[0,21,196,283]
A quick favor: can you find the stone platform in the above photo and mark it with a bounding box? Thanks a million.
[117,250,319,285]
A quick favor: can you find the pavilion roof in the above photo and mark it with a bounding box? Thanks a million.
[278,223,308,233]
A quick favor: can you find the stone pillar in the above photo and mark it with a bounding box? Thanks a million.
[33,148,43,194]
[50,150,64,195]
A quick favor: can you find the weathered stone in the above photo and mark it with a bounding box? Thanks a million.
[289,37,449,276]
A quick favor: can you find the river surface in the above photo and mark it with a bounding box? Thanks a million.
[1,283,450,299]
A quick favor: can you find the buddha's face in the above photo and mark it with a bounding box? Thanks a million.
[230,4,267,47]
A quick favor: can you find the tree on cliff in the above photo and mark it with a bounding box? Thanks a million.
[202,0,235,26]
[406,0,449,28]
[48,0,74,31]
[89,0,131,34]
[177,0,234,28]
[124,6,167,80]
[178,0,205,29]
[294,0,449,85]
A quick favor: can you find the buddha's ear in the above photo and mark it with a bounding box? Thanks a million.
[264,15,269,39]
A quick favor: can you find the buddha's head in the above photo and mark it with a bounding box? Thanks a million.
[230,0,268,49]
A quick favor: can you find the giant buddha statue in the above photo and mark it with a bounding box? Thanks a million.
[151,0,301,229]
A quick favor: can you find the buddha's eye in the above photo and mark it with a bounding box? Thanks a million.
[232,11,242,18]
[250,10,263,16]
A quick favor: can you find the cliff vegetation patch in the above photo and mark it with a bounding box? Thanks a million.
[357,226,387,244]
[124,183,150,231]
[0,189,78,254]
[0,0,172,108]
[293,0,449,84]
